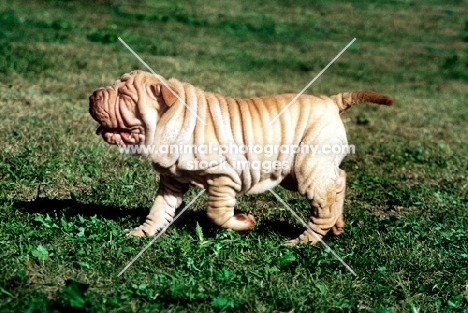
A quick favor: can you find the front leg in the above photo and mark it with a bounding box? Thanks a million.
[128,175,189,237]
[206,176,255,231]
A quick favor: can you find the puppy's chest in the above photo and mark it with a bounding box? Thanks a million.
[152,162,207,189]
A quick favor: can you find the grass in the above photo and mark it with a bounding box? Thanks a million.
[1,0,467,311]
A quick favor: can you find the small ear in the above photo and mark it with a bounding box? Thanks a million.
[160,83,178,106]
[146,83,179,106]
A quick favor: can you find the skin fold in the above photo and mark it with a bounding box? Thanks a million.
[89,70,393,244]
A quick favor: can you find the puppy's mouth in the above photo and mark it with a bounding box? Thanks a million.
[96,125,139,145]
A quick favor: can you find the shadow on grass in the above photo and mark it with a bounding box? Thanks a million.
[255,220,305,240]
[13,198,306,239]
[13,198,145,220]
[175,209,306,240]
[12,198,219,232]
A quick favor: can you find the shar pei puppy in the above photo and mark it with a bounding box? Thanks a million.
[89,70,393,245]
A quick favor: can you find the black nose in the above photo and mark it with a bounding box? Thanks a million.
[89,89,105,112]
[89,89,103,119]
[90,88,102,101]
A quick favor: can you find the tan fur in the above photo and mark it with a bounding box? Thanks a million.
[89,70,393,243]
[331,91,394,114]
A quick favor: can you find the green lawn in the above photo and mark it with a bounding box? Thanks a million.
[1,0,467,312]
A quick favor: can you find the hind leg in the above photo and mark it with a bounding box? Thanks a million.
[331,169,346,236]
[287,169,346,246]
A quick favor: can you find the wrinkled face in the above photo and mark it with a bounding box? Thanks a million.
[89,84,144,145]
[89,71,177,146]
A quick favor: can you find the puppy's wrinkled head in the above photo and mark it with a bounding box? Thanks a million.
[89,70,179,146]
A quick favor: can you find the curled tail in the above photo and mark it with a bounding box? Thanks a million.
[330,91,394,114]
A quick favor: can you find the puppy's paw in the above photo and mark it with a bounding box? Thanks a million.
[125,224,162,238]
[285,227,324,246]
[298,230,322,244]
[331,214,345,236]
[287,228,323,246]
[284,238,300,247]
[231,213,256,231]
[235,213,255,228]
